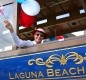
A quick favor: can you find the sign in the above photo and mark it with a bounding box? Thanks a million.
[0,45,86,80]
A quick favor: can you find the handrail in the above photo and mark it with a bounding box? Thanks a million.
[0,35,86,58]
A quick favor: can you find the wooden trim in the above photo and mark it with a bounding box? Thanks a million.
[0,35,86,58]
[12,1,18,50]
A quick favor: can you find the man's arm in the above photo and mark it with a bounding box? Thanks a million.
[4,20,33,47]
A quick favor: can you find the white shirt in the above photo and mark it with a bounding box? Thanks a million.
[11,32,43,47]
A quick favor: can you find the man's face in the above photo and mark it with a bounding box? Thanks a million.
[34,31,44,44]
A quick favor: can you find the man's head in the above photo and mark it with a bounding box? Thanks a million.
[33,28,47,44]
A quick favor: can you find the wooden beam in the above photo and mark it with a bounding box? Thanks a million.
[19,27,34,34]
[0,35,86,58]
[37,14,86,28]
[80,0,86,12]
[19,14,86,34]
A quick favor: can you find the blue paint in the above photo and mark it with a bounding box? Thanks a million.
[0,45,86,80]
[16,0,25,3]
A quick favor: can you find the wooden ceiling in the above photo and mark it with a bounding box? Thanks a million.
[18,0,86,40]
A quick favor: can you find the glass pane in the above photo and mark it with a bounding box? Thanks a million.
[0,3,14,52]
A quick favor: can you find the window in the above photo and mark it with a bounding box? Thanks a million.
[56,13,70,20]
[37,19,47,25]
[0,3,14,52]
[19,26,26,30]
[79,9,85,14]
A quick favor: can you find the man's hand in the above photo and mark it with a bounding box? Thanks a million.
[4,20,14,33]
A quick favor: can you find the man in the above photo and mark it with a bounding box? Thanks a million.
[4,20,47,47]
